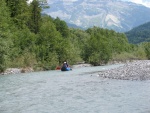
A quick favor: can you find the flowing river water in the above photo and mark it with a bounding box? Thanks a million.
[0,64,150,113]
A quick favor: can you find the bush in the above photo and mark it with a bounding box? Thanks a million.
[112,52,137,61]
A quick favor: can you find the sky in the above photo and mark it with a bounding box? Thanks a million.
[121,0,150,8]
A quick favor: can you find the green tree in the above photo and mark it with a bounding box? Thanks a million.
[29,0,42,34]
[144,42,150,59]
[54,17,70,38]
[35,16,61,68]
[83,27,131,65]
[69,28,90,61]
[5,0,30,29]
[84,27,112,65]
[0,0,14,72]
[36,16,81,68]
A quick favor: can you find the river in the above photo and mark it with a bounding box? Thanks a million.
[0,64,150,113]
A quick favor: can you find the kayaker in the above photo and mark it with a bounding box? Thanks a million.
[63,62,68,67]
[61,61,72,71]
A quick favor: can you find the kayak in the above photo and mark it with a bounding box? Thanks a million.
[55,66,61,70]
[61,67,72,71]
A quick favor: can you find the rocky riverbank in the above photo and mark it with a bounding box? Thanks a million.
[1,67,34,75]
[98,60,150,81]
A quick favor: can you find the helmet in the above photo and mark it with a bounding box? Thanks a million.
[64,62,66,63]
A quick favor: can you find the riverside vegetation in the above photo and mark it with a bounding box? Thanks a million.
[0,0,150,73]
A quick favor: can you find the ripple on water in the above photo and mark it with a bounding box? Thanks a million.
[0,64,150,113]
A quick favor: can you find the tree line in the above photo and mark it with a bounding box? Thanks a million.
[0,0,150,72]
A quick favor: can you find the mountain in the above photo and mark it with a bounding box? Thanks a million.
[43,0,150,32]
[67,23,84,29]
[125,21,150,44]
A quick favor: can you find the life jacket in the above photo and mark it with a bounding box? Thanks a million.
[62,63,67,68]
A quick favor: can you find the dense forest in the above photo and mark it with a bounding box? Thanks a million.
[125,22,150,44]
[0,0,150,72]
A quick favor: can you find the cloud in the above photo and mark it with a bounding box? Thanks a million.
[130,0,144,5]
[125,0,150,8]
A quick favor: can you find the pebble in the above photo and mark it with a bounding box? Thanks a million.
[98,60,150,81]
[1,67,33,75]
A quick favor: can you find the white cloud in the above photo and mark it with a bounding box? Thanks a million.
[122,0,150,8]
[130,0,144,5]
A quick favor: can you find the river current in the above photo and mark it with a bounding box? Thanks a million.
[0,64,150,113]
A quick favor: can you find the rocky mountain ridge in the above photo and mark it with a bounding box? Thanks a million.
[44,0,150,32]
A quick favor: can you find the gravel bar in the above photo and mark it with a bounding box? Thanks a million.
[98,60,150,81]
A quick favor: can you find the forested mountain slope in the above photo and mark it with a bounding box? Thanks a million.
[125,22,150,44]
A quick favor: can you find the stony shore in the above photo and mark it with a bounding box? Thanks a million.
[98,60,150,81]
[0,67,34,75]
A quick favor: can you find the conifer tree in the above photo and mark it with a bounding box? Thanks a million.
[5,0,30,29]
[29,0,42,34]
